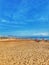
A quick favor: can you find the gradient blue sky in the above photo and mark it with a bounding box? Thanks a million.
[0,0,49,36]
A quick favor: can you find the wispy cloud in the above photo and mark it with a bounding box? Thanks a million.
[37,16,48,22]
[0,19,8,23]
[32,32,49,36]
[10,30,49,37]
[0,19,27,25]
[22,16,48,23]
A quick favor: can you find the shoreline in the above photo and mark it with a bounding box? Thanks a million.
[0,38,49,42]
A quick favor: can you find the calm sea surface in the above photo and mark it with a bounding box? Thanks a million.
[18,36,49,40]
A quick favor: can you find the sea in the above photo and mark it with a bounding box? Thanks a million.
[16,36,49,40]
[30,36,49,40]
[3,35,49,40]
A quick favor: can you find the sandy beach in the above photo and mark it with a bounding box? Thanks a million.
[0,39,49,65]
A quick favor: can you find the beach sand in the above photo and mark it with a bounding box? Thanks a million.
[0,39,49,65]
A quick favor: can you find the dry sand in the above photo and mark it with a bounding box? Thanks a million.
[0,39,49,65]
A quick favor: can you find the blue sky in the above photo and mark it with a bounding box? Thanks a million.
[0,0,49,36]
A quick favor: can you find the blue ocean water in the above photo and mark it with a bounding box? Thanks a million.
[31,36,49,40]
[17,36,49,40]
[5,35,49,40]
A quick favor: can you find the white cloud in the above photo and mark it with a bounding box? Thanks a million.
[11,30,49,37]
[22,16,49,23]
[0,19,27,25]
[1,19,7,23]
[37,16,48,22]
[32,32,49,36]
